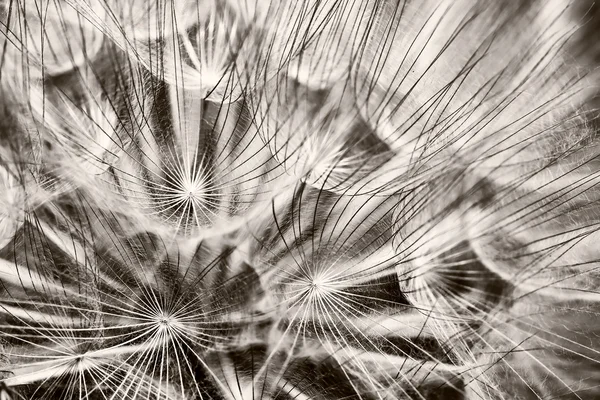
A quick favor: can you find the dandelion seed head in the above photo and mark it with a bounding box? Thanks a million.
[0,0,599,399]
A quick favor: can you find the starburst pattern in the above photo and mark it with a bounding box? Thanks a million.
[0,0,599,399]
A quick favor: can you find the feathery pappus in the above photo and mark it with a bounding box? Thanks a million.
[0,0,599,398]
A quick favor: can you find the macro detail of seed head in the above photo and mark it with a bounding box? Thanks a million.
[0,0,599,399]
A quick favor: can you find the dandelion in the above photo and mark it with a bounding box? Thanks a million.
[1,0,600,399]
[0,0,104,79]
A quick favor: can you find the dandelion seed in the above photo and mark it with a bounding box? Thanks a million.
[1,0,600,399]
[0,167,25,249]
[1,0,104,79]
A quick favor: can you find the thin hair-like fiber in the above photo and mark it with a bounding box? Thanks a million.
[0,0,599,399]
